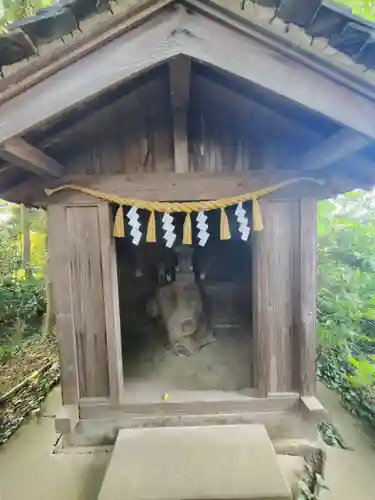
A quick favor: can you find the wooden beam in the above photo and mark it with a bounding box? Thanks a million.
[0,137,63,177]
[0,0,175,106]
[2,171,327,206]
[79,393,300,419]
[0,167,365,207]
[191,0,375,104]
[196,75,375,183]
[3,4,375,149]
[169,55,191,173]
[0,164,14,178]
[195,75,312,144]
[180,11,375,141]
[301,129,370,171]
[0,10,182,145]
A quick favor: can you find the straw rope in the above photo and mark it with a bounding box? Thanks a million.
[45,177,324,239]
[45,177,323,212]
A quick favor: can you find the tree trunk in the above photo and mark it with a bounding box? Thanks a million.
[42,234,56,338]
[42,277,55,338]
[21,204,31,276]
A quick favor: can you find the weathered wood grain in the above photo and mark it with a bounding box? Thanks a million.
[47,204,80,405]
[301,129,369,171]
[169,56,191,173]
[0,137,63,177]
[54,74,174,177]
[194,74,375,181]
[180,10,375,140]
[0,0,175,105]
[297,199,317,396]
[252,199,299,395]
[0,9,182,143]
[5,171,326,206]
[98,204,124,404]
[79,393,300,419]
[252,198,270,397]
[66,205,110,398]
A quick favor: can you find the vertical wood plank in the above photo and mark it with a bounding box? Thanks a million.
[169,56,191,173]
[67,206,110,398]
[98,204,124,404]
[252,199,270,397]
[173,112,189,173]
[47,205,79,405]
[270,202,298,393]
[252,199,299,396]
[298,199,318,396]
[153,114,174,173]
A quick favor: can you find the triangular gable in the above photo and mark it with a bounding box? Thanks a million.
[1,0,375,144]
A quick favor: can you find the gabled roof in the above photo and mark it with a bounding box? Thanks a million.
[1,0,375,204]
[1,0,375,143]
[2,0,375,85]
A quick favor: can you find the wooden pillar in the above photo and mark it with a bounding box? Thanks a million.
[48,204,79,406]
[252,199,299,396]
[252,197,318,397]
[252,200,270,397]
[66,204,110,399]
[98,204,124,404]
[297,199,317,396]
[48,201,123,405]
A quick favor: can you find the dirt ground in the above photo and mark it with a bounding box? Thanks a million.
[0,384,374,500]
[123,329,253,392]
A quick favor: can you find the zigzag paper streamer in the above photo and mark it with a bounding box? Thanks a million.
[162,212,176,248]
[235,203,251,242]
[127,206,142,245]
[196,211,209,247]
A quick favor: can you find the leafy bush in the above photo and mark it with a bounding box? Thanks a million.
[318,192,375,427]
[336,0,375,20]
[0,238,45,347]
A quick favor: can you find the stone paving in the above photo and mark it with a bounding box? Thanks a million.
[0,384,374,500]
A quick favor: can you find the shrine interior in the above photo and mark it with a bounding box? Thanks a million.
[116,209,254,399]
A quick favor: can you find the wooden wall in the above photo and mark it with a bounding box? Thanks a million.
[53,72,261,177]
[56,75,174,175]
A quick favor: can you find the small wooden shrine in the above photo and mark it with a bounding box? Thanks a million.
[1,0,375,482]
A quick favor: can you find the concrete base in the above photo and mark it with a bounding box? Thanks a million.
[277,456,305,500]
[99,424,291,500]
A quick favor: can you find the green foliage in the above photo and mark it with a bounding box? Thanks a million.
[0,202,46,356]
[0,0,54,31]
[318,420,351,449]
[318,191,375,427]
[335,0,375,20]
